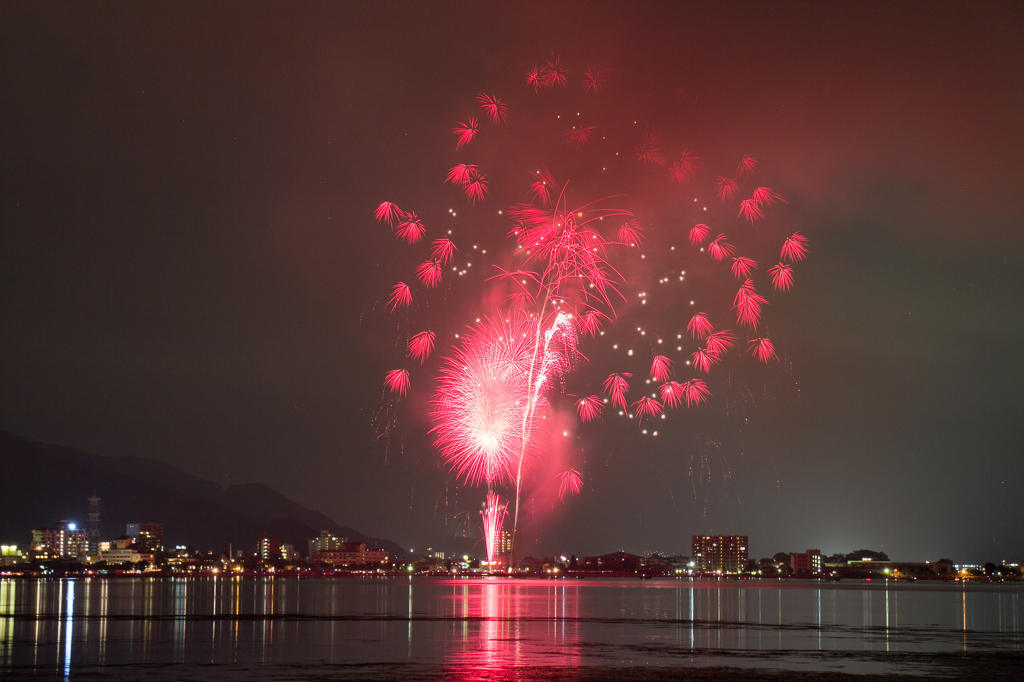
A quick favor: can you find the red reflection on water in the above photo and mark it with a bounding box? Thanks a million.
[443,578,581,675]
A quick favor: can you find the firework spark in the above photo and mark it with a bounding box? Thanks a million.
[408,330,436,363]
[781,232,809,261]
[768,262,794,291]
[388,282,412,311]
[558,469,583,499]
[480,491,508,567]
[476,93,508,123]
[730,256,758,279]
[415,260,443,287]
[575,395,603,422]
[689,223,710,245]
[384,369,410,396]
[715,177,739,201]
[650,355,674,382]
[748,337,778,363]
[603,373,631,411]
[453,118,480,149]
[687,312,714,339]
[707,234,734,261]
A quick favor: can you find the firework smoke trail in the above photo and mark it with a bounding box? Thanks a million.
[372,54,810,558]
[480,491,508,568]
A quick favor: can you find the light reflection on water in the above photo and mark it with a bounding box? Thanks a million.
[0,577,1022,678]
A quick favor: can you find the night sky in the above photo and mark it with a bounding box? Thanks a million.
[2,1,1022,562]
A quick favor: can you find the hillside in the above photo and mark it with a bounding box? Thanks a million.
[0,431,402,557]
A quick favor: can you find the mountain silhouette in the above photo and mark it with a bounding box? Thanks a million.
[0,431,401,557]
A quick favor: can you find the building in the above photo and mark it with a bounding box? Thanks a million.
[308,531,347,560]
[87,490,101,555]
[314,541,389,566]
[259,534,283,561]
[126,523,163,552]
[31,520,90,560]
[499,531,513,558]
[790,549,824,574]
[691,535,748,573]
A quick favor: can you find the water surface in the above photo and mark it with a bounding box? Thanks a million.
[2,576,1022,679]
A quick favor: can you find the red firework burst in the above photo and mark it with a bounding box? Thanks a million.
[768,262,794,291]
[528,168,557,206]
[395,212,425,243]
[431,238,457,265]
[464,174,488,204]
[715,177,739,201]
[375,201,401,225]
[603,373,631,411]
[617,219,644,247]
[736,154,759,176]
[730,256,758,279]
[408,330,436,363]
[558,469,583,499]
[581,66,607,92]
[738,199,764,223]
[388,282,412,311]
[752,187,787,206]
[631,396,664,422]
[689,223,710,245]
[452,118,480,149]
[748,337,778,363]
[476,93,508,123]
[679,379,711,407]
[687,312,714,339]
[575,395,603,422]
[565,124,596,148]
[650,355,674,383]
[781,232,809,262]
[384,369,410,396]
[692,347,722,374]
[707,234,734,261]
[446,164,479,186]
[669,150,699,184]
[704,330,736,355]
[415,260,443,287]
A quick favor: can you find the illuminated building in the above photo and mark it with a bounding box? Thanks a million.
[691,535,748,573]
[790,549,823,574]
[126,523,163,552]
[314,541,389,566]
[30,520,90,560]
[499,531,513,557]
[308,530,347,560]
[259,534,283,561]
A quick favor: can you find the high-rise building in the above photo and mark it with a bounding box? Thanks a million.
[308,531,347,560]
[259,534,283,561]
[87,490,101,555]
[127,523,163,552]
[691,535,748,573]
[31,520,90,560]
[499,531,513,557]
[790,549,823,574]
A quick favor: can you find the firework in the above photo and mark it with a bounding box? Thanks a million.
[575,395,603,422]
[372,54,810,559]
[476,93,509,123]
[781,232,809,261]
[480,491,508,567]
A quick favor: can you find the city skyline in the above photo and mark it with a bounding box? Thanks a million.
[1,2,1022,562]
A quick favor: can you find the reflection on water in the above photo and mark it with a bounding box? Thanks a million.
[0,577,1022,678]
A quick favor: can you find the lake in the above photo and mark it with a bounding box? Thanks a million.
[1,576,1023,680]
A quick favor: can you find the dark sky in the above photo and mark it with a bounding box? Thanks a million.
[2,1,1023,563]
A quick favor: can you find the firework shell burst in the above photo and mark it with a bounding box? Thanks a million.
[371,54,810,544]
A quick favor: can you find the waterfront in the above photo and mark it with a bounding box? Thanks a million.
[1,577,1023,680]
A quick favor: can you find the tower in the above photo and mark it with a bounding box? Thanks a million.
[88,489,101,555]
